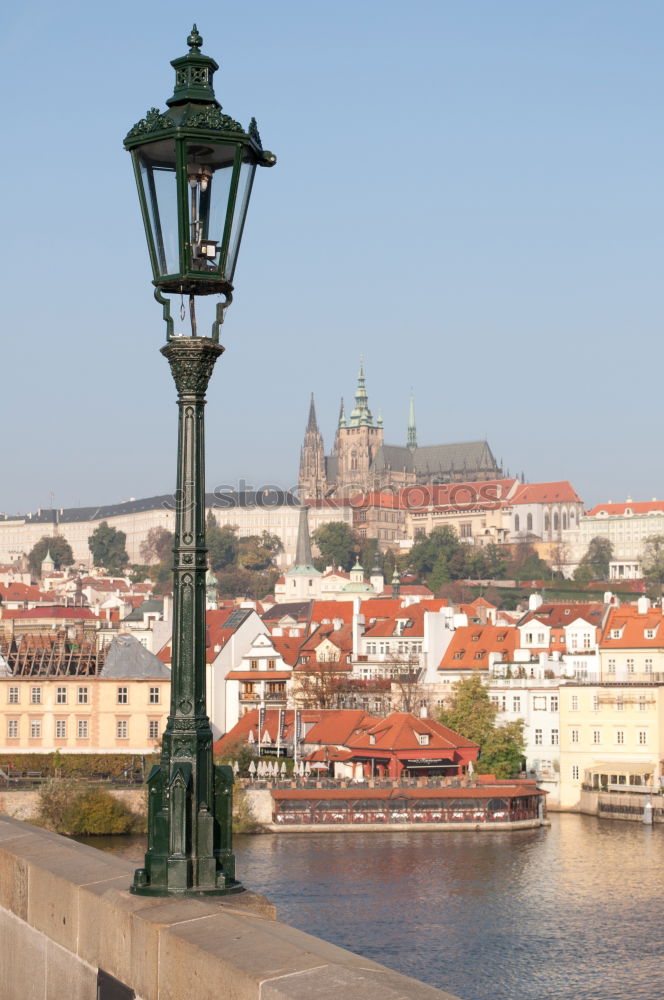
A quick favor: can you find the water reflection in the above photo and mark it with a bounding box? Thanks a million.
[80,816,664,1000]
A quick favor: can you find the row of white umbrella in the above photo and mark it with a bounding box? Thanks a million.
[230,759,326,779]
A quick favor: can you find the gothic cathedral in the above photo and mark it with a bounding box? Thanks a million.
[298,366,502,500]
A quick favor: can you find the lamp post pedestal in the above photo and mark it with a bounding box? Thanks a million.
[131,337,242,897]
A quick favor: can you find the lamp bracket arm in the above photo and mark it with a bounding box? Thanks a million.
[154,288,175,341]
[211,291,233,343]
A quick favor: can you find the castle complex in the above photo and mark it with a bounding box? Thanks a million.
[298,366,502,500]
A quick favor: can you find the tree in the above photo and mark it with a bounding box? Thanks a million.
[88,522,129,573]
[484,544,508,580]
[408,527,462,582]
[206,514,238,571]
[575,536,613,581]
[139,527,174,565]
[290,663,349,710]
[388,652,428,715]
[438,675,525,779]
[237,534,282,571]
[215,566,279,600]
[312,522,356,571]
[28,536,74,576]
[642,535,664,599]
[508,542,549,582]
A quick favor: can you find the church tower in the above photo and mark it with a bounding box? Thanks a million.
[333,365,383,496]
[298,394,326,500]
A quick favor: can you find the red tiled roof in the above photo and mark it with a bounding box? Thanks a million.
[600,605,664,649]
[345,712,479,753]
[213,708,356,754]
[309,601,354,623]
[1,606,96,620]
[379,585,434,598]
[271,636,304,666]
[439,624,517,671]
[300,622,354,654]
[509,481,582,505]
[586,501,664,517]
[399,479,517,510]
[303,710,376,746]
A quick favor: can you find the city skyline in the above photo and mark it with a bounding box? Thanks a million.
[2,1,663,513]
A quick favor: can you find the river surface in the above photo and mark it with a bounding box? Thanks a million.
[81,815,664,1000]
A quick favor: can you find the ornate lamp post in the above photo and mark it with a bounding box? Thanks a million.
[124,26,275,896]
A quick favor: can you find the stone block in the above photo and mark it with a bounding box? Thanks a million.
[262,964,461,1000]
[45,938,97,1000]
[0,906,46,1000]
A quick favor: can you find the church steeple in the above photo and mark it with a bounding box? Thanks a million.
[307,393,318,432]
[407,394,417,452]
[294,503,315,568]
[349,363,375,427]
[337,397,347,429]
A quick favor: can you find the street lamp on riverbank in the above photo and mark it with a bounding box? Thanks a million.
[124,26,275,896]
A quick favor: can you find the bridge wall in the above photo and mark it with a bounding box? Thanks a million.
[0,814,459,1000]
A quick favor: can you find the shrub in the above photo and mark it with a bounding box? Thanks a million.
[37,781,136,835]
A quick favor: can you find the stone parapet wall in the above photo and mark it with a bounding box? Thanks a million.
[0,814,460,1000]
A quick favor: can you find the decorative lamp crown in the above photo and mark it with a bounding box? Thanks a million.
[124,26,276,313]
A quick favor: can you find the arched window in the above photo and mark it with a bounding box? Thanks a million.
[554,512,560,531]
[527,513,533,532]
[351,450,358,471]
[563,512,568,530]
[544,514,550,532]
[514,515,520,532]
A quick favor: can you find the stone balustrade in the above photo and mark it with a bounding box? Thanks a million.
[0,814,460,1000]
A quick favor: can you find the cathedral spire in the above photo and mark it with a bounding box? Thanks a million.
[307,393,318,432]
[407,394,417,451]
[338,397,347,428]
[349,362,374,427]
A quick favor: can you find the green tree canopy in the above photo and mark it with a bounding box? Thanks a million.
[88,521,129,574]
[28,536,74,576]
[237,534,282,571]
[408,527,462,581]
[206,514,238,571]
[508,542,550,582]
[312,522,357,571]
[574,536,613,582]
[438,675,525,779]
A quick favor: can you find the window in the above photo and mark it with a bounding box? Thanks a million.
[418,733,430,746]
[592,729,601,744]
[533,696,546,711]
[117,687,128,705]
[639,730,647,745]
[645,629,656,639]
[571,695,579,711]
[550,696,559,712]
[583,634,591,650]
[30,686,41,705]
[149,720,160,739]
[116,720,128,739]
[610,629,621,639]
[77,720,89,739]
[592,695,600,712]
[55,720,67,739]
[616,697,624,712]
[7,720,18,739]
[512,696,521,712]
[149,687,160,704]
[535,729,543,745]
[250,659,258,670]
[460,522,472,538]
[56,686,67,705]
[527,513,533,532]
[616,730,624,745]
[514,515,520,532]
[77,686,89,705]
[571,728,579,744]
[639,695,647,712]
[627,658,635,674]
[645,658,653,674]
[525,632,534,644]
[572,765,579,781]
[8,686,19,705]
[608,658,616,675]
[30,720,42,739]
[551,729,559,746]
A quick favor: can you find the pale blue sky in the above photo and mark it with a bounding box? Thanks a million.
[1,1,662,514]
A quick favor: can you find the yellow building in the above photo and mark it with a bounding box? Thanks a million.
[558,679,664,809]
[0,635,170,754]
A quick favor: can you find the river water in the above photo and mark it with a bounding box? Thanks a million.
[83,815,664,1000]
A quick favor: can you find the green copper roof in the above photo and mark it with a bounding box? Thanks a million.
[348,364,376,428]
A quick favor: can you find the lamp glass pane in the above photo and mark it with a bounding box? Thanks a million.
[186,142,236,275]
[138,140,179,276]
[226,158,256,280]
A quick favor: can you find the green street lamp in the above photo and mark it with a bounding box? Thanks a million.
[124,26,275,897]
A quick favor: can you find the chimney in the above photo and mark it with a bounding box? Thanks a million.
[637,596,651,616]
[528,593,543,611]
[162,595,171,622]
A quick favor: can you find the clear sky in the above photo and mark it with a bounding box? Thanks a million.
[1,1,662,515]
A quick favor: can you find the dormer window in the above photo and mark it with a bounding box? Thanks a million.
[645,629,656,639]
[610,629,622,639]
[369,734,376,745]
[418,733,430,746]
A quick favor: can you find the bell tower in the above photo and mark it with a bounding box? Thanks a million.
[298,394,326,500]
